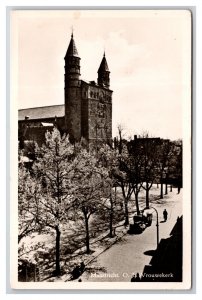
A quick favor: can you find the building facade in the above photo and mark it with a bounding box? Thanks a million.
[18,33,113,146]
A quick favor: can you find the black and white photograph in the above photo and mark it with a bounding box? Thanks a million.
[10,9,191,289]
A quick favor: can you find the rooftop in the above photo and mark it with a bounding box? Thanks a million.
[18,104,64,120]
[65,33,79,58]
[98,53,110,73]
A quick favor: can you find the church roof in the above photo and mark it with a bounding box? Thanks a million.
[98,53,110,73]
[65,33,79,58]
[18,104,64,120]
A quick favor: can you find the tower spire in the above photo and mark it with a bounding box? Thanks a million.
[64,31,81,141]
[97,52,110,88]
[65,31,79,58]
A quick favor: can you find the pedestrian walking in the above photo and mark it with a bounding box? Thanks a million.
[163,209,168,222]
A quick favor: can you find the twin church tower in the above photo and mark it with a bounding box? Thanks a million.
[64,33,113,143]
[18,33,113,147]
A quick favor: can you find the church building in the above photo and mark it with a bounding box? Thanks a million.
[18,33,113,147]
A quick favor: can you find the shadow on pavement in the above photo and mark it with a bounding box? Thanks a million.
[143,250,156,256]
[134,216,183,282]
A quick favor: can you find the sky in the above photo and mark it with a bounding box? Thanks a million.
[11,10,191,140]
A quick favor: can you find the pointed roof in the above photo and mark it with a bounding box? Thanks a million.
[65,33,79,58]
[98,52,110,73]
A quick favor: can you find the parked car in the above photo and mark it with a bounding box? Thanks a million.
[128,222,146,234]
[128,212,153,234]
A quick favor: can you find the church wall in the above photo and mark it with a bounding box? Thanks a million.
[19,125,54,147]
[86,85,112,143]
[81,83,89,140]
[65,84,82,142]
[18,117,66,148]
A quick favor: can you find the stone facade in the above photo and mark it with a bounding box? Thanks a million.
[80,81,112,144]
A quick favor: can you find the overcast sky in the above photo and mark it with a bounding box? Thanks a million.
[11,10,191,140]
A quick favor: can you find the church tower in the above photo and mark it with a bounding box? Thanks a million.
[80,52,112,145]
[97,52,110,88]
[64,33,81,142]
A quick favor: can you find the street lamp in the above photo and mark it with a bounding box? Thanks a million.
[143,206,159,249]
[151,206,159,248]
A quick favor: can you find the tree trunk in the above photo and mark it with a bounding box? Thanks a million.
[34,264,36,282]
[18,234,22,244]
[135,192,140,215]
[55,226,61,276]
[84,214,90,254]
[165,174,168,194]
[165,183,168,195]
[25,264,28,281]
[146,182,150,209]
[160,182,164,199]
[157,183,159,188]
[109,194,114,237]
[109,210,113,237]
[124,199,129,225]
[170,185,172,192]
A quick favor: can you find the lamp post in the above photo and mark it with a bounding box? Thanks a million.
[150,206,159,248]
[143,206,159,248]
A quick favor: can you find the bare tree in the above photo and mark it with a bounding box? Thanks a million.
[137,135,160,208]
[155,140,173,199]
[127,140,145,215]
[117,123,127,154]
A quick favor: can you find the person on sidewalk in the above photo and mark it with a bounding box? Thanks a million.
[163,209,168,222]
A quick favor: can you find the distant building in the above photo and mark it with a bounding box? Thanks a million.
[18,33,113,147]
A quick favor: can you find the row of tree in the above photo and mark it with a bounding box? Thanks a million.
[18,128,182,277]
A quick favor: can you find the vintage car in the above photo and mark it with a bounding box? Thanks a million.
[128,221,146,234]
[128,212,153,234]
